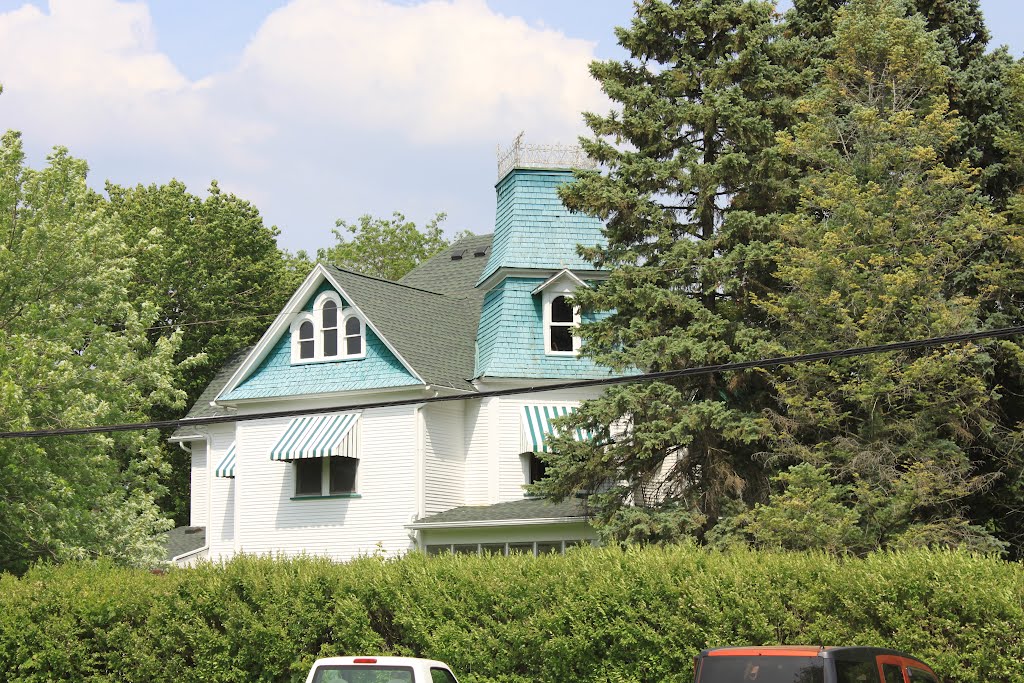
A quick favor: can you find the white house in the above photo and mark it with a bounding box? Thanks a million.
[167,146,617,565]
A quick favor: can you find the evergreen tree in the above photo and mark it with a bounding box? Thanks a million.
[534,0,789,542]
[759,0,1018,553]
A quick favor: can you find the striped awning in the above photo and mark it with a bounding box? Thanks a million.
[214,442,236,478]
[521,405,591,454]
[269,413,360,461]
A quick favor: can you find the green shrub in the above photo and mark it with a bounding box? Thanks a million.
[0,546,1020,683]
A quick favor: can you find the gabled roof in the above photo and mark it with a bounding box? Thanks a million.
[322,265,479,391]
[207,234,495,402]
[399,233,492,298]
[163,525,206,560]
[530,269,589,295]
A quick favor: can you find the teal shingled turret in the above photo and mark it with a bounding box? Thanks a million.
[476,167,605,287]
[474,164,613,381]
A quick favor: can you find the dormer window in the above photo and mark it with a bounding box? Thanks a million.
[534,270,587,357]
[543,290,581,356]
[290,291,366,364]
[549,296,575,352]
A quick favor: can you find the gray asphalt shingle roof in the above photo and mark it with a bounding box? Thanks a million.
[163,525,206,560]
[412,497,588,526]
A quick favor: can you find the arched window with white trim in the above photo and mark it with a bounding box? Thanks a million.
[344,315,364,357]
[322,299,339,357]
[298,320,314,359]
[543,289,581,356]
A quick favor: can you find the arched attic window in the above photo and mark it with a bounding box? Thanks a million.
[290,291,366,363]
[298,320,315,359]
[344,315,364,357]
[322,299,339,357]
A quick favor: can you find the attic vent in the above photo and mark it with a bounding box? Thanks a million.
[473,246,490,257]
[450,249,467,261]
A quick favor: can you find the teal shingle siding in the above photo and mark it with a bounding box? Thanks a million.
[220,282,419,400]
[475,277,613,380]
[477,169,606,285]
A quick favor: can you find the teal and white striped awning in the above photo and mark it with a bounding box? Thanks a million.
[521,405,591,453]
[214,442,236,478]
[270,413,360,461]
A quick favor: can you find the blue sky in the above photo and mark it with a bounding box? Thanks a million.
[0,0,1020,255]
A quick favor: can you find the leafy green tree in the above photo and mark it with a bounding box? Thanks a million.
[760,0,1017,553]
[534,0,790,542]
[106,180,309,524]
[0,132,183,573]
[317,211,467,281]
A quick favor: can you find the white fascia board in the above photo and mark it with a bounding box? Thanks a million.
[405,516,588,530]
[217,264,332,399]
[321,269,426,385]
[214,383,446,409]
[477,267,607,293]
[531,269,589,296]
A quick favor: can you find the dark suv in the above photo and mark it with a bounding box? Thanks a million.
[693,646,939,683]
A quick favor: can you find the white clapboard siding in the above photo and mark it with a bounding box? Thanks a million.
[234,405,418,561]
[206,426,237,558]
[189,441,208,528]
[463,400,491,504]
[423,401,465,515]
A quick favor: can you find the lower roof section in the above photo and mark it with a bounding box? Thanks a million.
[408,497,589,529]
[163,525,206,561]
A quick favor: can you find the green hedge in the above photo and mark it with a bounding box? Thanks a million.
[0,545,1021,683]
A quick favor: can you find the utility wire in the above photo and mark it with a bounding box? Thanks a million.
[3,325,1023,440]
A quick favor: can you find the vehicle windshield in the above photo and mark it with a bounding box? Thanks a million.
[697,656,824,683]
[312,665,415,683]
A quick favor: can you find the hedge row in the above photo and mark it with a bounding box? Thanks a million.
[0,545,1021,683]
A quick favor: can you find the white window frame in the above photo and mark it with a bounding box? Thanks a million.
[542,286,581,356]
[289,291,367,364]
[292,456,359,498]
[341,314,367,359]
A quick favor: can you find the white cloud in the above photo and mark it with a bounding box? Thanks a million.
[0,0,607,251]
[0,0,269,165]
[229,0,605,144]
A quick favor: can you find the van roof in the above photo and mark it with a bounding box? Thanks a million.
[699,646,932,667]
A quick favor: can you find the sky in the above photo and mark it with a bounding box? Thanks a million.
[0,0,1021,256]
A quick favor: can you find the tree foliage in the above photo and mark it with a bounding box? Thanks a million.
[105,180,309,525]
[0,132,182,573]
[537,0,1024,555]
[535,0,790,541]
[756,0,1019,553]
[317,211,467,281]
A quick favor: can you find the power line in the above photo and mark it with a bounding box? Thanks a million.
[3,325,1022,440]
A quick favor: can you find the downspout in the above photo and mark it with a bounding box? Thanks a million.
[412,402,426,550]
[172,438,210,565]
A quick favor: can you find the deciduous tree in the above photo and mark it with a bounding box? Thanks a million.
[0,132,182,573]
